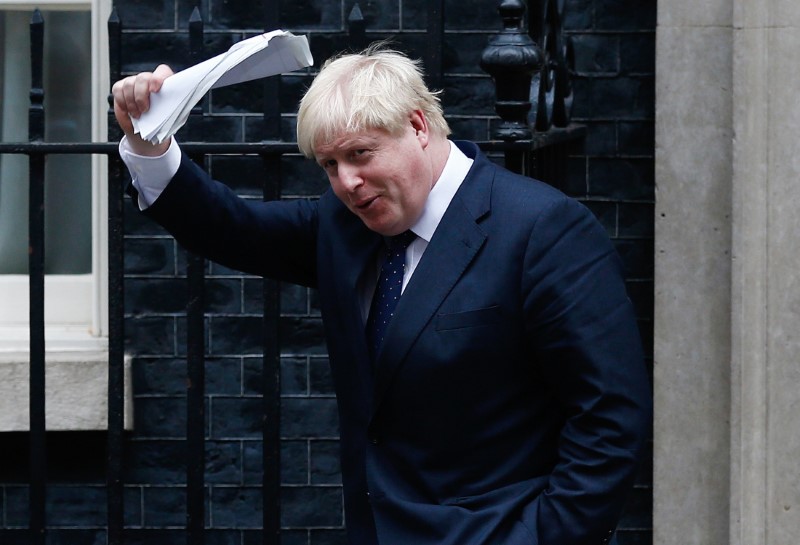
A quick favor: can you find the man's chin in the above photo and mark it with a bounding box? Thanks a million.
[360,217,401,237]
[354,209,395,236]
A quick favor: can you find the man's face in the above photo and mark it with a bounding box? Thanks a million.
[314,114,434,236]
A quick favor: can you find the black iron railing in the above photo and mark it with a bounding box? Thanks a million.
[0,0,581,543]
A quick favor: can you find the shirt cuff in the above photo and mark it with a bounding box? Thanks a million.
[118,136,182,210]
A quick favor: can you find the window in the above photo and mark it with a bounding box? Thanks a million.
[0,10,92,275]
[0,0,122,431]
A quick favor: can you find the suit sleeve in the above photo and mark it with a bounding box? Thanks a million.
[519,197,652,545]
[135,152,320,287]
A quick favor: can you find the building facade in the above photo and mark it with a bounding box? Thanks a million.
[0,0,657,543]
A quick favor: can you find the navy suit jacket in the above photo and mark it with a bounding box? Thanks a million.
[141,140,651,545]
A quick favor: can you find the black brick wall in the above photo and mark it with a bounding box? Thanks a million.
[565,1,656,542]
[0,1,655,544]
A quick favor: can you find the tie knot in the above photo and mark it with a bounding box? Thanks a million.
[390,230,416,251]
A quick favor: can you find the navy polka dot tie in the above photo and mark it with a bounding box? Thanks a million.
[366,230,416,363]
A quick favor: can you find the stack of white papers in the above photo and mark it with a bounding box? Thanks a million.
[132,30,314,145]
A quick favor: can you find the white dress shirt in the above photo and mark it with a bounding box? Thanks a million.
[392,141,472,290]
[119,136,182,210]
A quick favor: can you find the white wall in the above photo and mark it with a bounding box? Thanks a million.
[655,0,800,543]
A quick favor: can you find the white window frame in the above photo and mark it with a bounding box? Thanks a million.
[0,0,132,431]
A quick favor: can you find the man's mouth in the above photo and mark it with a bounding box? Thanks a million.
[354,195,378,210]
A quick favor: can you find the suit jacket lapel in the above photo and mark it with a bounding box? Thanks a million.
[370,149,494,418]
[334,211,384,396]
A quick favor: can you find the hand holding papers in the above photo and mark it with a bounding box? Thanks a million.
[132,30,314,145]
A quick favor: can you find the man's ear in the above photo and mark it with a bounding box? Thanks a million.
[409,110,429,147]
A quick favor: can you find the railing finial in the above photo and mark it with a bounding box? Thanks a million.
[499,0,525,29]
[348,3,367,50]
[480,0,543,141]
[29,9,45,142]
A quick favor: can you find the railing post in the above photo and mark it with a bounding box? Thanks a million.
[480,0,543,174]
[28,9,47,545]
[260,168,281,545]
[550,0,574,129]
[425,0,445,91]
[106,7,126,545]
[262,2,281,543]
[263,0,282,136]
[347,4,367,50]
[185,8,207,545]
[529,0,573,131]
[527,0,576,186]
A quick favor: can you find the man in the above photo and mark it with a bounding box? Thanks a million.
[113,45,651,545]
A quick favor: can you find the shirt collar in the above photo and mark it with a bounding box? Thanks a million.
[410,140,474,242]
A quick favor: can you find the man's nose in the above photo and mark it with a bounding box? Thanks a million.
[338,164,364,191]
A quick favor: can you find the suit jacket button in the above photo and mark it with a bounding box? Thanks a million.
[369,435,380,445]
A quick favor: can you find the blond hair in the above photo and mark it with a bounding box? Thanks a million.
[296,44,451,158]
